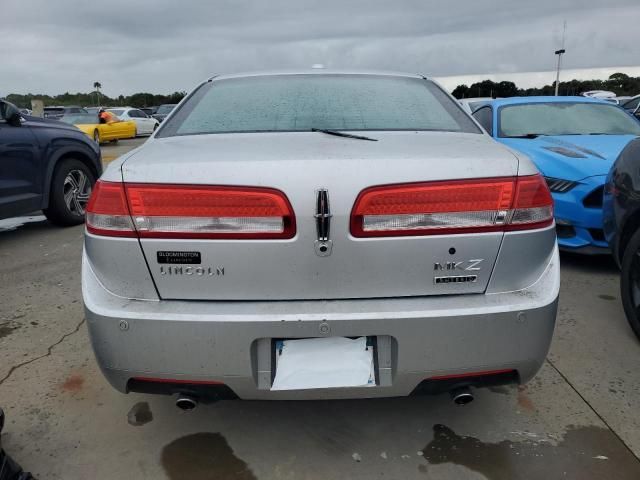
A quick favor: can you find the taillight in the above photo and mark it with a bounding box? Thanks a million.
[86,181,136,237]
[506,175,555,231]
[86,181,295,239]
[350,175,553,237]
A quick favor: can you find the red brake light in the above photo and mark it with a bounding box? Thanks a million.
[428,368,517,381]
[86,181,295,239]
[132,377,225,385]
[506,175,555,231]
[86,181,136,237]
[351,175,553,237]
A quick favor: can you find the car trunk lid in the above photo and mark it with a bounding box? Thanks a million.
[121,131,519,300]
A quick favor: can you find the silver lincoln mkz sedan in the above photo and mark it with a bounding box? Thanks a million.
[82,71,559,408]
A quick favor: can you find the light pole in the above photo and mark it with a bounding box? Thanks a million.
[554,21,567,96]
[554,49,565,96]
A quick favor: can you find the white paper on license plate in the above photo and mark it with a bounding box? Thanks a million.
[271,337,375,391]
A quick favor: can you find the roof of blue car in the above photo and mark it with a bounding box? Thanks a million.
[490,96,607,107]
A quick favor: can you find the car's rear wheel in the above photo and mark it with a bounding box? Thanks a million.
[620,227,640,340]
[43,159,96,226]
[93,129,100,144]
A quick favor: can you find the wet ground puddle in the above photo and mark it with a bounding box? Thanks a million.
[421,423,640,479]
[161,432,256,480]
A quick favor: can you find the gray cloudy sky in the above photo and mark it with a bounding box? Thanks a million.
[3,0,640,95]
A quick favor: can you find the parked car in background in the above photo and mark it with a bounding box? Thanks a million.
[59,112,137,144]
[152,103,176,122]
[458,97,495,114]
[610,96,632,105]
[603,137,640,340]
[107,107,159,136]
[472,96,640,253]
[582,92,633,105]
[83,71,559,407]
[43,105,87,119]
[620,95,640,119]
[0,99,101,225]
[582,90,617,101]
[141,107,157,116]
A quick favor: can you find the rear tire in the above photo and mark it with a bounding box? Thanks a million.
[93,129,100,144]
[43,158,96,226]
[620,227,640,340]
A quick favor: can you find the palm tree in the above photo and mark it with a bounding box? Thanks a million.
[93,81,102,106]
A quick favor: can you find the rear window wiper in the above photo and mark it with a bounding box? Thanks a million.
[311,128,378,142]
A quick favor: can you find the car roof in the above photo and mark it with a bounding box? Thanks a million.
[489,96,610,107]
[209,70,426,82]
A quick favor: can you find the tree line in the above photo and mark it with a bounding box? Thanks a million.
[5,72,640,107]
[452,72,640,99]
[5,91,187,109]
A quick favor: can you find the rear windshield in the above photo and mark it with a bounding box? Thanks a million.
[60,113,99,124]
[468,101,489,112]
[157,104,176,114]
[158,75,480,137]
[622,97,640,110]
[498,102,640,137]
[108,109,125,116]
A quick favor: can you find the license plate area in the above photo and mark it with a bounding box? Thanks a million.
[270,336,377,391]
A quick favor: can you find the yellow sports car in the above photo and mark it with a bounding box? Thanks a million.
[59,112,137,144]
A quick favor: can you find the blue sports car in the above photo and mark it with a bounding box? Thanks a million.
[471,96,640,253]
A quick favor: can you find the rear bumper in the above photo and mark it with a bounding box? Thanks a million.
[83,246,559,400]
[558,243,610,255]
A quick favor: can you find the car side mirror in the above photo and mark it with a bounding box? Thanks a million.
[0,101,22,127]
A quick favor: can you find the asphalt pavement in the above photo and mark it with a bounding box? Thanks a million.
[0,138,639,479]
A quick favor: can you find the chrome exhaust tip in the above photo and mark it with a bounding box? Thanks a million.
[451,387,474,405]
[175,394,198,411]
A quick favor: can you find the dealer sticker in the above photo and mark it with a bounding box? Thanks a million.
[156,251,202,265]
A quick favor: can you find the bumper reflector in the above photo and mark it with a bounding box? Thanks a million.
[132,377,225,385]
[427,369,517,381]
